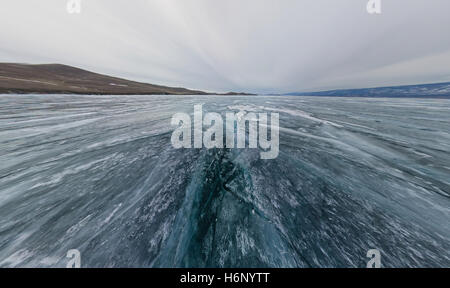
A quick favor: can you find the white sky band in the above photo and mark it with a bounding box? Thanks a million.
[2,0,450,93]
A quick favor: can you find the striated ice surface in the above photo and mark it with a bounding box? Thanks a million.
[0,94,449,267]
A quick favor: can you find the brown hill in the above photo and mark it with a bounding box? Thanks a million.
[0,63,209,95]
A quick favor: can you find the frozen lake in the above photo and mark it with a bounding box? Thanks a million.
[0,94,449,267]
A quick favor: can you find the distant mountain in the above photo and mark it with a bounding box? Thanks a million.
[0,63,251,95]
[285,82,450,98]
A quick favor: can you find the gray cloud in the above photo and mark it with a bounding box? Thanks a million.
[1,0,450,93]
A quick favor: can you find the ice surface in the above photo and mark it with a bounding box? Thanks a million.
[0,95,448,267]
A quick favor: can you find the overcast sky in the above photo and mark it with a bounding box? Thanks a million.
[1,0,450,93]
